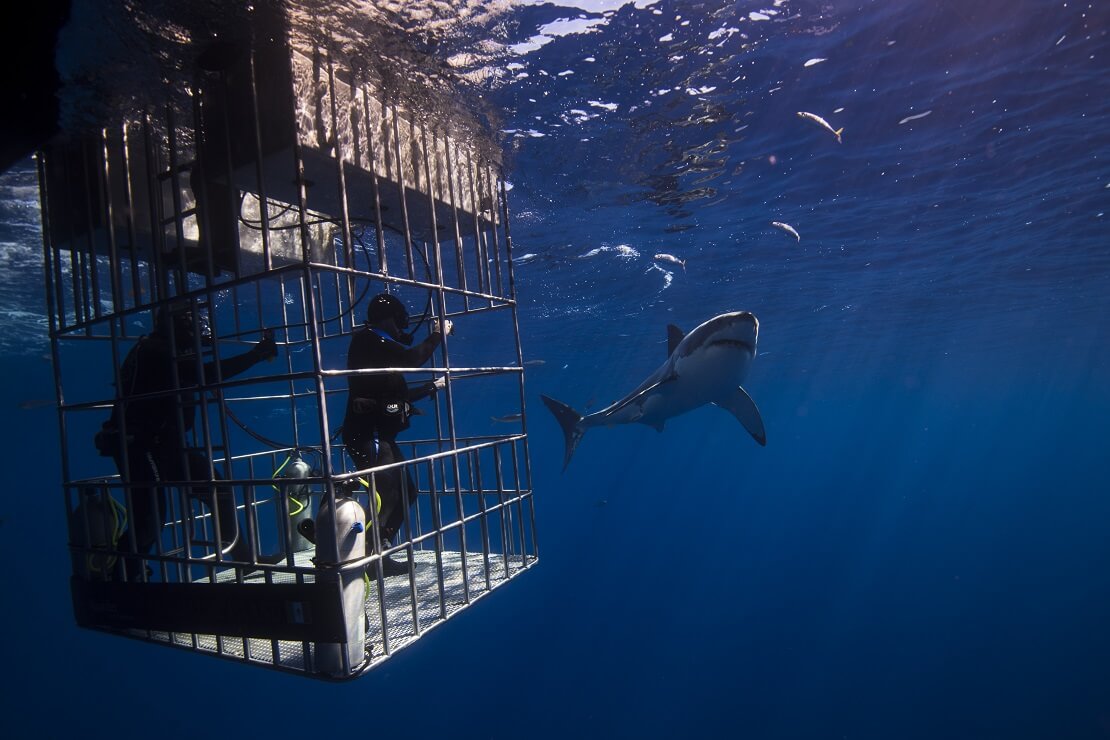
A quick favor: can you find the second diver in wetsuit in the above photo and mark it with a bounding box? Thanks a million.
[97,302,277,574]
[342,293,450,576]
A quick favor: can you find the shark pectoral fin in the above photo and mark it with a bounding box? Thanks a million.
[716,386,766,446]
[666,324,685,356]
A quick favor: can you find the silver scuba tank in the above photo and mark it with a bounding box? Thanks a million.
[313,490,367,676]
[277,456,314,551]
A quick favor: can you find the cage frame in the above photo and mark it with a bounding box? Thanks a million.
[41,8,537,680]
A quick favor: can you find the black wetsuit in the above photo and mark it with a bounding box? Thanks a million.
[107,332,262,567]
[342,326,442,546]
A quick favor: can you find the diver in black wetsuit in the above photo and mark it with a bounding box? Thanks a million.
[97,302,277,574]
[341,293,449,576]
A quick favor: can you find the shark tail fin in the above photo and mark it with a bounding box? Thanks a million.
[540,394,584,472]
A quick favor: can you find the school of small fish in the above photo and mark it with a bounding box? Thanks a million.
[513,54,883,303]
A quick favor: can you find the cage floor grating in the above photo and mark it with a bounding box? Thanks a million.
[131,548,536,676]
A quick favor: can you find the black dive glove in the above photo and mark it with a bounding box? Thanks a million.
[252,328,277,362]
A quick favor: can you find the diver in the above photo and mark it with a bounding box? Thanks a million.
[340,292,450,576]
[96,301,278,575]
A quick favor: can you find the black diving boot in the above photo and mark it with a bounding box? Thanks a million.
[379,554,412,577]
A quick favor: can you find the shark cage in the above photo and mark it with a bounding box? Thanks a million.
[39,5,536,679]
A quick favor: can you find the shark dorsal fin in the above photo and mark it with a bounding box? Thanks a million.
[666,324,685,356]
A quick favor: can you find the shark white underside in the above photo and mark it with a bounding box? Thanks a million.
[541,310,766,470]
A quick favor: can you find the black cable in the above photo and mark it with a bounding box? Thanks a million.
[315,226,378,325]
[407,242,434,336]
[237,192,296,226]
[224,402,296,450]
[224,402,338,455]
[221,194,440,451]
[235,193,436,330]
[237,192,336,230]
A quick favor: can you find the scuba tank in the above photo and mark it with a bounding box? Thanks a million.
[275,454,314,551]
[70,487,126,580]
[313,488,367,676]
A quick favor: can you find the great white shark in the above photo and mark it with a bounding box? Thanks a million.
[541,310,766,470]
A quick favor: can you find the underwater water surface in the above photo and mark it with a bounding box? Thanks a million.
[2,1,1110,738]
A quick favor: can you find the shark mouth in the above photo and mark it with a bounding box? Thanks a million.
[708,338,755,352]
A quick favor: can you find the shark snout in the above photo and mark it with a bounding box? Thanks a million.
[723,310,758,333]
[714,311,759,348]
[678,310,761,357]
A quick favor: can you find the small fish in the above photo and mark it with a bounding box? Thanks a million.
[796,111,843,143]
[19,399,55,410]
[490,413,523,423]
[653,253,686,271]
[898,110,933,125]
[771,221,801,242]
[524,359,546,367]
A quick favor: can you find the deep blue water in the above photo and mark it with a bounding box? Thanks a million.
[3,1,1110,737]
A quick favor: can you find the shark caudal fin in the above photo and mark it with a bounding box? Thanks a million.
[540,394,585,471]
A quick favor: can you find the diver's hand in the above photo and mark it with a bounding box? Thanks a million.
[421,376,445,398]
[431,318,454,336]
[253,328,277,362]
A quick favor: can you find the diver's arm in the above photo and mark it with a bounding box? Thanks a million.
[400,321,450,397]
[202,329,277,382]
[406,376,444,402]
[399,330,444,367]
[203,349,257,383]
